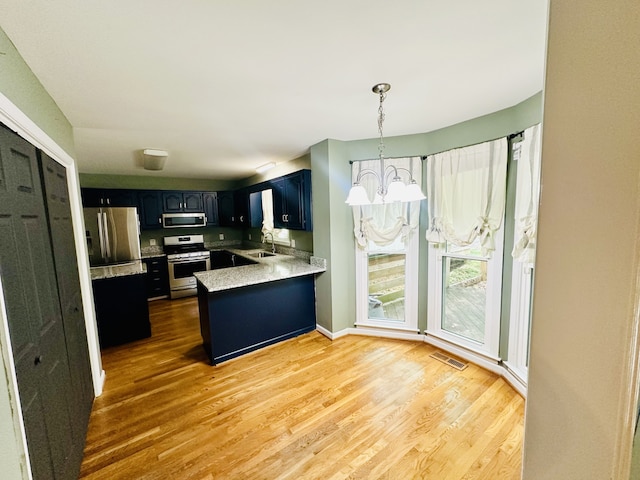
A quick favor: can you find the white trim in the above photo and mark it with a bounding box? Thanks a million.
[316,324,346,340]
[349,327,424,342]
[502,361,528,398]
[0,92,104,396]
[354,322,420,334]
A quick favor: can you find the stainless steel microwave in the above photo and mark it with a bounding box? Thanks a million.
[161,213,206,228]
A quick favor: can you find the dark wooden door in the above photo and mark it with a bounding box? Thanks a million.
[0,125,82,479]
[39,152,94,444]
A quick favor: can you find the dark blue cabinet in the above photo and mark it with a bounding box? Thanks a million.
[197,275,316,364]
[137,190,163,229]
[271,169,312,231]
[203,192,219,226]
[162,191,203,213]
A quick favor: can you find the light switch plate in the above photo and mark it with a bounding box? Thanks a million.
[219,233,224,240]
[291,239,296,248]
[149,239,157,246]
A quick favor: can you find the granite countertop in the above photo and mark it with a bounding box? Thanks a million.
[195,248,326,293]
[90,260,147,281]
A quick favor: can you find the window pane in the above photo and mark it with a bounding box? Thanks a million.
[441,257,486,343]
[368,253,405,322]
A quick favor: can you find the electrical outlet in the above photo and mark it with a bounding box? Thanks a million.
[248,233,252,240]
[219,233,224,240]
[149,239,157,246]
[291,239,296,248]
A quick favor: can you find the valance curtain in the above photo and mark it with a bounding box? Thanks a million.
[512,123,542,264]
[351,156,422,249]
[425,138,508,256]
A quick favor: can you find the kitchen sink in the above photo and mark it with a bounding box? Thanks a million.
[249,251,276,258]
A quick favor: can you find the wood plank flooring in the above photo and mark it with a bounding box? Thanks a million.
[80,297,524,479]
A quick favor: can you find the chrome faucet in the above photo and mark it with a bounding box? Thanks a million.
[263,232,276,254]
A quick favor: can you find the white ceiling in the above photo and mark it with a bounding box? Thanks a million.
[0,1,548,180]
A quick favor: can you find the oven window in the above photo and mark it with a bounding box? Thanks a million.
[173,260,208,279]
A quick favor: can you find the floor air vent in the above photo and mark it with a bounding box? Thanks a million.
[429,351,468,371]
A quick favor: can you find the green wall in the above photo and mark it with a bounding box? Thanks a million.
[79,173,236,191]
[0,28,75,157]
[311,92,543,334]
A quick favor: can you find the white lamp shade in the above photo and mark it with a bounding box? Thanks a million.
[403,181,426,202]
[385,178,406,202]
[372,191,384,205]
[345,184,371,205]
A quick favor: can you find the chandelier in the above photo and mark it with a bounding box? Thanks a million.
[345,83,426,206]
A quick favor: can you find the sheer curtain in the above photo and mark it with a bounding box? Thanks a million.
[351,156,422,248]
[512,123,542,263]
[425,138,508,256]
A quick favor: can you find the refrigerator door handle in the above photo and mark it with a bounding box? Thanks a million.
[97,212,107,263]
[102,212,112,262]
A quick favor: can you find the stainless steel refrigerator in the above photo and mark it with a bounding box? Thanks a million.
[83,207,141,266]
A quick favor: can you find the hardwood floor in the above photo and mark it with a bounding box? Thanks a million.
[80,297,524,479]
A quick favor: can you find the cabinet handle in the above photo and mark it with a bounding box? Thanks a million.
[240,215,244,222]
[106,198,111,205]
[158,217,162,224]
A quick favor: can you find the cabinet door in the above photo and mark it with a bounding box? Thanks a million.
[249,191,264,228]
[162,191,183,212]
[271,170,311,231]
[81,188,104,207]
[0,126,81,479]
[203,192,219,226]
[138,190,163,229]
[234,189,249,227]
[81,188,135,207]
[183,192,203,212]
[107,189,136,206]
[217,191,235,226]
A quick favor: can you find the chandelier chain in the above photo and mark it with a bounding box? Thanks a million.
[377,90,386,161]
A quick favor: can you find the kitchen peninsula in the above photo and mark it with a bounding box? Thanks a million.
[195,249,325,364]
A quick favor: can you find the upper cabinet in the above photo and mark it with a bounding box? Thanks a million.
[161,191,203,213]
[137,191,163,229]
[81,188,137,207]
[271,170,312,231]
[217,191,235,227]
[234,189,249,228]
[202,192,219,226]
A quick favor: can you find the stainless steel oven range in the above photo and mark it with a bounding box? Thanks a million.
[163,235,211,299]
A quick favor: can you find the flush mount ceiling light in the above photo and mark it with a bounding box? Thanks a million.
[345,83,426,206]
[256,162,276,174]
[142,149,168,171]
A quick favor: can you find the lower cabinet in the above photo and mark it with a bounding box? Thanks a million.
[92,274,151,348]
[142,256,170,299]
[197,276,316,364]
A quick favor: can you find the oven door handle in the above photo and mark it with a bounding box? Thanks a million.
[168,257,210,265]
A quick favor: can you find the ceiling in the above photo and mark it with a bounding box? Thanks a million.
[0,1,548,180]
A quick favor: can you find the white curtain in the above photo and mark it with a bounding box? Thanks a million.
[425,138,508,256]
[261,189,274,235]
[351,157,422,249]
[512,124,542,263]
